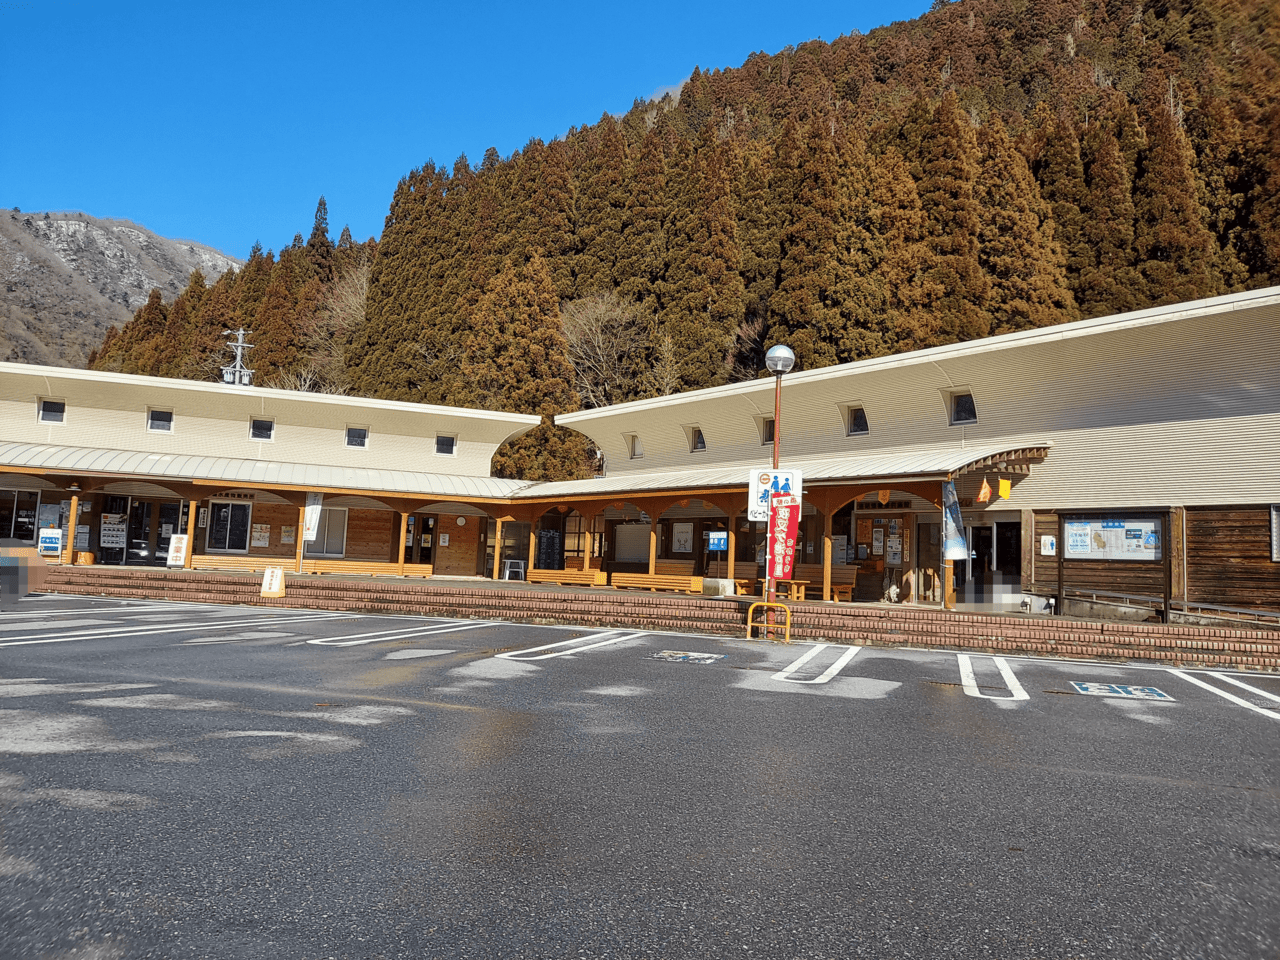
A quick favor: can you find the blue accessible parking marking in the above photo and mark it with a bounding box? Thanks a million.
[1071,681,1174,701]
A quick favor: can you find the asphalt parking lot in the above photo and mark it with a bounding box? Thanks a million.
[1,594,1278,959]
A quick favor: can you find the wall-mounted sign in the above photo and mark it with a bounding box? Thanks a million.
[1064,516,1162,562]
[707,531,728,552]
[281,525,296,545]
[1040,535,1057,556]
[439,533,450,547]
[251,523,271,548]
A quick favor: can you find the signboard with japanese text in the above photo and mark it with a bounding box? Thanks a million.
[37,527,63,557]
[166,534,189,568]
[748,469,802,522]
[707,531,728,552]
[767,493,801,582]
[1064,517,1162,562]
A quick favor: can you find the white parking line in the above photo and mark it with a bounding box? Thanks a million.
[0,612,357,647]
[1210,672,1280,704]
[495,631,648,661]
[1169,670,1280,721]
[772,644,862,684]
[957,654,1029,701]
[306,621,492,647]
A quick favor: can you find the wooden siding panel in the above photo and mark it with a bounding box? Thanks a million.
[1186,506,1280,610]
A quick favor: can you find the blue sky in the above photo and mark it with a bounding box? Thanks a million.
[2,0,931,259]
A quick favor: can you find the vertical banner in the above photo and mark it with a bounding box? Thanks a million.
[303,492,323,542]
[941,480,969,561]
[767,493,801,582]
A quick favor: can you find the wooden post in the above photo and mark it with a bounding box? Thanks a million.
[492,517,504,579]
[295,505,307,573]
[63,494,79,565]
[822,509,833,601]
[727,510,737,582]
[184,500,198,569]
[527,520,538,575]
[1163,509,1174,624]
[648,515,658,575]
[1055,513,1065,616]
[397,512,408,576]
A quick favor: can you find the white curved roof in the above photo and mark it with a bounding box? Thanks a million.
[0,442,533,500]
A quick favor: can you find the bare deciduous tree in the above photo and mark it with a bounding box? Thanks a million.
[266,252,371,395]
[561,290,649,408]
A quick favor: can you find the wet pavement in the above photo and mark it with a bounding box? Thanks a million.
[1,594,1277,959]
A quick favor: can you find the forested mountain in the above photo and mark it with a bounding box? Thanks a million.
[90,0,1280,480]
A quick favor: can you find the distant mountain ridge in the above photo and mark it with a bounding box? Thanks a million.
[0,210,240,367]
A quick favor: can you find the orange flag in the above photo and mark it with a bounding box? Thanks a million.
[977,478,992,503]
[877,489,890,504]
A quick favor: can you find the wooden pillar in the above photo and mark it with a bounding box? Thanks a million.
[648,515,658,575]
[491,517,505,580]
[528,519,538,574]
[60,494,79,565]
[822,509,833,601]
[397,512,408,576]
[295,505,307,573]
[726,510,737,582]
[183,500,198,569]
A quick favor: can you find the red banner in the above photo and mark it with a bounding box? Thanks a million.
[768,492,801,582]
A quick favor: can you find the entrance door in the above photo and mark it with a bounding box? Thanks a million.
[971,526,994,606]
[156,502,182,566]
[126,502,153,565]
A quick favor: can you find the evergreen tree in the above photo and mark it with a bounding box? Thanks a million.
[977,119,1078,334]
[457,257,593,480]
[1077,121,1141,316]
[1133,104,1220,307]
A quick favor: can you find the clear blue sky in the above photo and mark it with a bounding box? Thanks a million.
[2,0,931,259]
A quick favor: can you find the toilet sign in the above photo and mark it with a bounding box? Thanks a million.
[748,469,802,521]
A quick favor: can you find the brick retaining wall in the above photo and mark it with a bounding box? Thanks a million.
[43,566,1280,672]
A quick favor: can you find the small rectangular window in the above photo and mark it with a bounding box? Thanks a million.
[250,418,274,441]
[148,409,173,432]
[951,393,978,425]
[761,419,775,445]
[435,435,456,456]
[690,427,706,452]
[846,407,869,436]
[39,399,65,423]
[346,427,368,448]
[627,434,644,459]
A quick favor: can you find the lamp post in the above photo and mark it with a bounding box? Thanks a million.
[763,345,795,618]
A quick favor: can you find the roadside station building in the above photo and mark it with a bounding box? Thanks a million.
[1,286,1278,621]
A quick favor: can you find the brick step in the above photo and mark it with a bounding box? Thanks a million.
[42,568,1280,670]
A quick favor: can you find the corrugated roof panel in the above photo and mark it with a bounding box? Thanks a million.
[0,442,532,500]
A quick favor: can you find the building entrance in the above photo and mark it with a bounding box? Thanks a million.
[100,496,188,566]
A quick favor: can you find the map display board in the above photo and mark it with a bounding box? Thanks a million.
[1063,517,1162,562]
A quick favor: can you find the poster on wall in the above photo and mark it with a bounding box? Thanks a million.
[1064,517,1162,561]
[886,535,902,566]
[251,523,271,548]
[672,522,693,553]
[281,525,296,545]
[872,529,885,556]
[856,519,872,543]
[941,480,969,561]
[439,533,450,547]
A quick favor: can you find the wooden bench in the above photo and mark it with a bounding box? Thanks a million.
[793,564,859,601]
[527,568,607,587]
[611,572,704,594]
